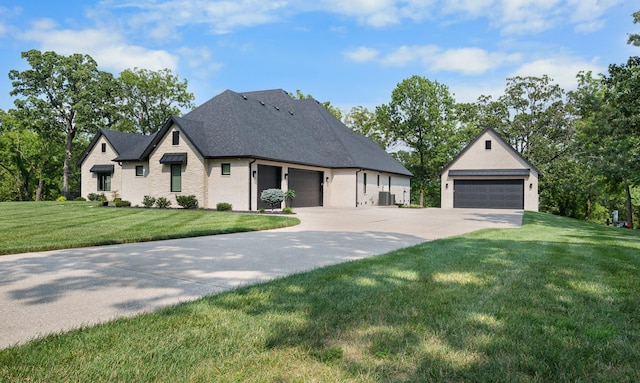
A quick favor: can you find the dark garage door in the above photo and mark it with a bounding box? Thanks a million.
[454,179,524,209]
[288,168,323,207]
[257,165,282,209]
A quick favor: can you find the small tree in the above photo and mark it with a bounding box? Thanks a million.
[260,188,285,211]
[285,189,296,208]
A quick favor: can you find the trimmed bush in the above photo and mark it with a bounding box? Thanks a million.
[87,193,107,202]
[75,197,87,201]
[216,202,232,211]
[155,197,171,209]
[176,195,199,209]
[142,195,156,208]
[56,196,67,202]
[114,200,131,207]
[282,207,294,214]
[260,188,285,210]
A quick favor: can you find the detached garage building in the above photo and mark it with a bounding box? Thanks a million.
[440,127,540,211]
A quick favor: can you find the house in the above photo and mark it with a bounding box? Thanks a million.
[439,127,540,211]
[77,89,412,210]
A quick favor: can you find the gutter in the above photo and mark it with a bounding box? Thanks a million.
[249,159,257,210]
[355,169,363,207]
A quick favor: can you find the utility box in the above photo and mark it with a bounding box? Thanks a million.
[379,191,391,206]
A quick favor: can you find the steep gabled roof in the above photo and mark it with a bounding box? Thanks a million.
[439,127,542,176]
[81,89,412,176]
[76,129,157,166]
[146,89,411,176]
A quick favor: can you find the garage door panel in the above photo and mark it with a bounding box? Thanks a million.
[454,179,524,209]
[288,168,323,207]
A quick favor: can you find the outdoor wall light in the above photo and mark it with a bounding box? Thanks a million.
[529,183,533,189]
[284,173,288,179]
[445,183,449,189]
[252,170,257,178]
[326,176,329,183]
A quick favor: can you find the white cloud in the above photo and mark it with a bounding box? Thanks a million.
[178,46,223,77]
[375,45,521,75]
[17,19,178,72]
[344,46,380,63]
[510,55,604,90]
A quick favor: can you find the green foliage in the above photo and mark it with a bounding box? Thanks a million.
[628,10,640,46]
[289,89,343,120]
[282,207,294,214]
[114,200,131,207]
[176,195,198,209]
[87,193,107,202]
[115,68,195,134]
[56,196,67,202]
[343,106,390,149]
[260,188,285,210]
[377,75,460,206]
[74,197,86,201]
[216,202,232,211]
[258,208,265,213]
[155,197,171,209]
[142,195,156,208]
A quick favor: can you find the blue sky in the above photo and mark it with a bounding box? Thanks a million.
[0,1,637,114]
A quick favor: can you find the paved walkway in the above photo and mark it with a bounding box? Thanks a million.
[0,207,523,349]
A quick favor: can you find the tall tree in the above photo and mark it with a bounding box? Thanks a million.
[290,89,343,120]
[9,50,117,197]
[628,11,640,47]
[116,68,195,134]
[377,75,458,206]
[343,106,391,149]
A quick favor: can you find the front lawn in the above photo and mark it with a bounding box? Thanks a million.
[1,212,639,382]
[0,201,299,255]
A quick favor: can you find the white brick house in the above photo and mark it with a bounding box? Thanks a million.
[78,89,412,210]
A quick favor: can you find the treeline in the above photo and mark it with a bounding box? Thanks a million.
[2,12,640,226]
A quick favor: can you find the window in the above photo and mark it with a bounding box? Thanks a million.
[485,140,492,150]
[221,163,231,175]
[171,164,182,192]
[101,143,106,152]
[135,165,144,176]
[377,174,380,187]
[98,173,111,191]
[172,131,180,145]
[363,173,367,194]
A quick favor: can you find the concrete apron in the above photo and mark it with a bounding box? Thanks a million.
[0,207,522,349]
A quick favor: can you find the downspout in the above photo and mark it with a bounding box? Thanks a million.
[355,169,363,207]
[249,159,257,210]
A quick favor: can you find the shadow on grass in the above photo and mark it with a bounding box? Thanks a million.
[202,223,640,381]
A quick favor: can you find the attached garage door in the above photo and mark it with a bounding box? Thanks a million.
[257,165,282,209]
[288,168,323,207]
[454,179,524,209]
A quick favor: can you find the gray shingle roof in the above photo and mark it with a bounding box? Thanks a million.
[80,89,411,177]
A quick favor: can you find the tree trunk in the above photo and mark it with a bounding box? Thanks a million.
[625,181,633,227]
[62,127,74,198]
[585,196,591,221]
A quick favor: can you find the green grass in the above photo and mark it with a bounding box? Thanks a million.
[0,201,299,255]
[2,212,640,382]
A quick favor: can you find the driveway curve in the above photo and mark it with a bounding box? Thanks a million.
[0,207,522,349]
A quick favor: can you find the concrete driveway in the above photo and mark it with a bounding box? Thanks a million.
[0,207,522,349]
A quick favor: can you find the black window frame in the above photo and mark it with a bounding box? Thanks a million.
[485,140,492,150]
[135,165,144,177]
[170,164,182,192]
[101,143,106,152]
[172,131,180,145]
[97,173,111,191]
[363,173,367,194]
[221,163,231,175]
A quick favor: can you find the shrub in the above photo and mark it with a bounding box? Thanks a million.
[142,195,156,208]
[88,193,107,202]
[56,196,67,202]
[155,197,171,209]
[113,197,122,203]
[176,195,199,209]
[260,188,285,210]
[216,202,232,211]
[282,207,294,214]
[75,197,87,201]
[114,200,131,207]
[258,208,265,213]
